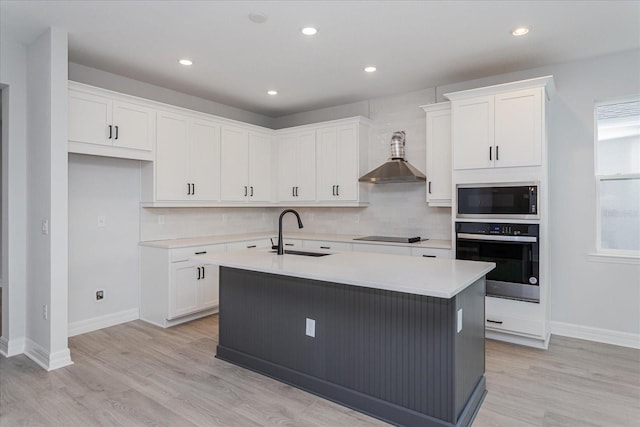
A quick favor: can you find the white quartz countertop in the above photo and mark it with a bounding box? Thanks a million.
[195,249,494,299]
[140,232,452,250]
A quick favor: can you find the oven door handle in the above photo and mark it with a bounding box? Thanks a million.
[457,233,537,243]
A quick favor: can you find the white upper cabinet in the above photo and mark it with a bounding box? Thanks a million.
[494,88,543,168]
[422,102,452,206]
[68,82,155,160]
[277,131,316,202]
[447,77,553,171]
[316,124,360,202]
[155,110,220,201]
[220,125,273,202]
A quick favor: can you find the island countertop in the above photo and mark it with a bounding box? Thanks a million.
[195,249,494,299]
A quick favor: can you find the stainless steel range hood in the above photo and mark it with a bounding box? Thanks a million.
[359,131,426,184]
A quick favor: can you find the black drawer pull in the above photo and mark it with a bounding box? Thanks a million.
[285,243,294,246]
[247,245,257,248]
[320,246,331,249]
[422,254,436,258]
[486,319,503,324]
[194,251,207,255]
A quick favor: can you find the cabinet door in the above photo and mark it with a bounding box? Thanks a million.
[426,107,452,205]
[220,125,249,201]
[190,119,221,201]
[112,100,154,151]
[277,134,299,202]
[68,90,112,146]
[156,111,190,201]
[494,88,542,168]
[316,128,338,201]
[335,125,358,201]
[296,132,317,201]
[169,262,199,319]
[452,96,494,170]
[200,265,220,309]
[248,131,272,202]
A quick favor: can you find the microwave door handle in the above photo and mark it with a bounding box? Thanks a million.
[457,233,537,243]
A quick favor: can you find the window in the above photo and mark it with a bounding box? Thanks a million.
[595,98,640,256]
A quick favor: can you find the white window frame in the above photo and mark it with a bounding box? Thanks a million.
[592,96,640,263]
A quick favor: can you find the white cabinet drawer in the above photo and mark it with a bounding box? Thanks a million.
[352,243,411,256]
[484,314,545,338]
[226,239,271,252]
[171,244,225,262]
[411,247,452,258]
[303,240,352,252]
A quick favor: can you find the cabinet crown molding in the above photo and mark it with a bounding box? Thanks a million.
[444,75,555,102]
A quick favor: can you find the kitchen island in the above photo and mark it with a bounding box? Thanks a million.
[196,249,494,427]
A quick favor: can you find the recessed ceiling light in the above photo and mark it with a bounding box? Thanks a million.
[179,59,193,66]
[267,90,278,96]
[302,27,318,36]
[364,66,377,73]
[512,27,530,37]
[248,12,268,24]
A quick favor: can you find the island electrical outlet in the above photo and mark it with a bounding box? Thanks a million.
[306,318,316,337]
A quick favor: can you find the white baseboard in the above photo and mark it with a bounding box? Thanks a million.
[24,339,73,371]
[485,330,550,349]
[68,308,139,337]
[551,321,640,349]
[0,335,26,357]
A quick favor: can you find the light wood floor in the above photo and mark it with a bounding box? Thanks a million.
[1,315,638,426]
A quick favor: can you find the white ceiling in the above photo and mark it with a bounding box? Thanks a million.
[2,1,639,117]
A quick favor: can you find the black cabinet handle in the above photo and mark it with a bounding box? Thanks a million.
[285,243,294,246]
[294,186,298,197]
[194,251,206,255]
[250,186,254,197]
[192,183,195,195]
[332,185,336,196]
[197,266,201,280]
[489,146,492,161]
[320,246,331,249]
[187,183,191,195]
[247,245,257,248]
[108,125,112,139]
[496,145,499,161]
[428,181,432,194]
[336,185,339,196]
[422,254,436,258]
[202,267,205,279]
[292,186,295,197]
[244,186,248,196]
[115,125,119,140]
[486,319,503,324]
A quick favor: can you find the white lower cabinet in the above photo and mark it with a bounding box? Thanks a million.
[484,296,549,348]
[410,247,452,258]
[352,243,412,256]
[140,243,224,328]
[302,240,352,252]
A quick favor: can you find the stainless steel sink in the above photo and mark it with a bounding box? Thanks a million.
[270,249,331,257]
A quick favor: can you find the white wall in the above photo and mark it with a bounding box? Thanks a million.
[68,154,141,334]
[25,27,72,369]
[69,62,273,128]
[0,37,28,357]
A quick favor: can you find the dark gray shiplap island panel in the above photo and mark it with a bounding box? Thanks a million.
[217,267,486,427]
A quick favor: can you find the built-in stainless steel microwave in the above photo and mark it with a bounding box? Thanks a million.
[457,183,538,219]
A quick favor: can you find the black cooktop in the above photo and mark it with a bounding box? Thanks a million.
[353,236,424,243]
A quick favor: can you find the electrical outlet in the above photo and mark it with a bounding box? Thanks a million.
[97,215,107,227]
[42,304,48,320]
[305,318,316,338]
[41,219,49,235]
[457,309,463,333]
[96,290,105,301]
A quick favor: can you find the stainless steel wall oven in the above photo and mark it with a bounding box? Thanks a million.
[456,222,540,303]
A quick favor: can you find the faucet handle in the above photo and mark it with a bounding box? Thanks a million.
[270,237,277,250]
